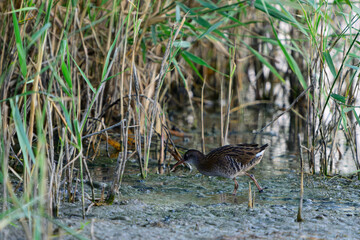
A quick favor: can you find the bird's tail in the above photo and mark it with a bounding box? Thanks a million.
[260,143,269,151]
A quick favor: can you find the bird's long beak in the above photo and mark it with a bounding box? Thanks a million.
[170,159,185,172]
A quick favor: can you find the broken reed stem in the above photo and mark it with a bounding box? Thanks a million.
[297,133,304,222]
[201,78,206,153]
[248,182,253,208]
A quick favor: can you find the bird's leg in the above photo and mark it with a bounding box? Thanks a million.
[232,178,239,195]
[245,172,263,192]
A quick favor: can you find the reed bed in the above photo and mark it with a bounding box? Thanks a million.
[1,0,360,238]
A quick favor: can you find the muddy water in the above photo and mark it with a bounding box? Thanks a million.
[55,107,360,239]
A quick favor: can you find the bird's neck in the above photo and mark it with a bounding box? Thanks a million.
[184,151,202,164]
[191,151,206,168]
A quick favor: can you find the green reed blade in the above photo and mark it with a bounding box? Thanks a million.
[324,51,336,79]
[10,100,35,168]
[253,0,293,23]
[61,60,73,90]
[261,0,306,90]
[27,23,51,49]
[172,59,187,88]
[240,40,285,83]
[11,1,27,78]
[198,20,224,40]
[59,101,74,134]
[330,93,346,104]
[182,50,228,77]
[70,54,95,93]
[181,51,204,80]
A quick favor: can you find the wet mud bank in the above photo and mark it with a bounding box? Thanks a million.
[55,169,360,239]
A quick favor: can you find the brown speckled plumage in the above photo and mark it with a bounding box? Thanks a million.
[172,144,269,195]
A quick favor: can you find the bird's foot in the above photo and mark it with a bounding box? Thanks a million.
[258,186,268,193]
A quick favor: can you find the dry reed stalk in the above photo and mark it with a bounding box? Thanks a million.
[201,78,206,153]
[82,120,126,140]
[144,14,187,176]
[184,75,197,127]
[118,15,141,183]
[159,113,165,174]
[107,9,142,201]
[145,35,174,168]
[107,1,117,51]
[119,52,127,120]
[229,100,272,114]
[85,120,103,160]
[28,30,48,204]
[82,156,95,202]
[106,84,132,203]
[220,78,224,146]
[158,122,182,171]
[46,101,55,217]
[141,68,156,133]
[310,73,317,174]
[253,190,256,208]
[296,133,304,222]
[53,127,66,216]
[224,49,236,143]
[0,14,8,76]
[134,1,155,53]
[328,119,340,174]
[1,118,10,215]
[133,64,144,176]
[248,182,253,208]
[306,73,312,173]
[64,132,73,202]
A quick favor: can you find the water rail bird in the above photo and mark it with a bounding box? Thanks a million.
[171,144,269,195]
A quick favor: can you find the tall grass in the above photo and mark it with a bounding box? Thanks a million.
[1,0,360,237]
[252,0,360,177]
